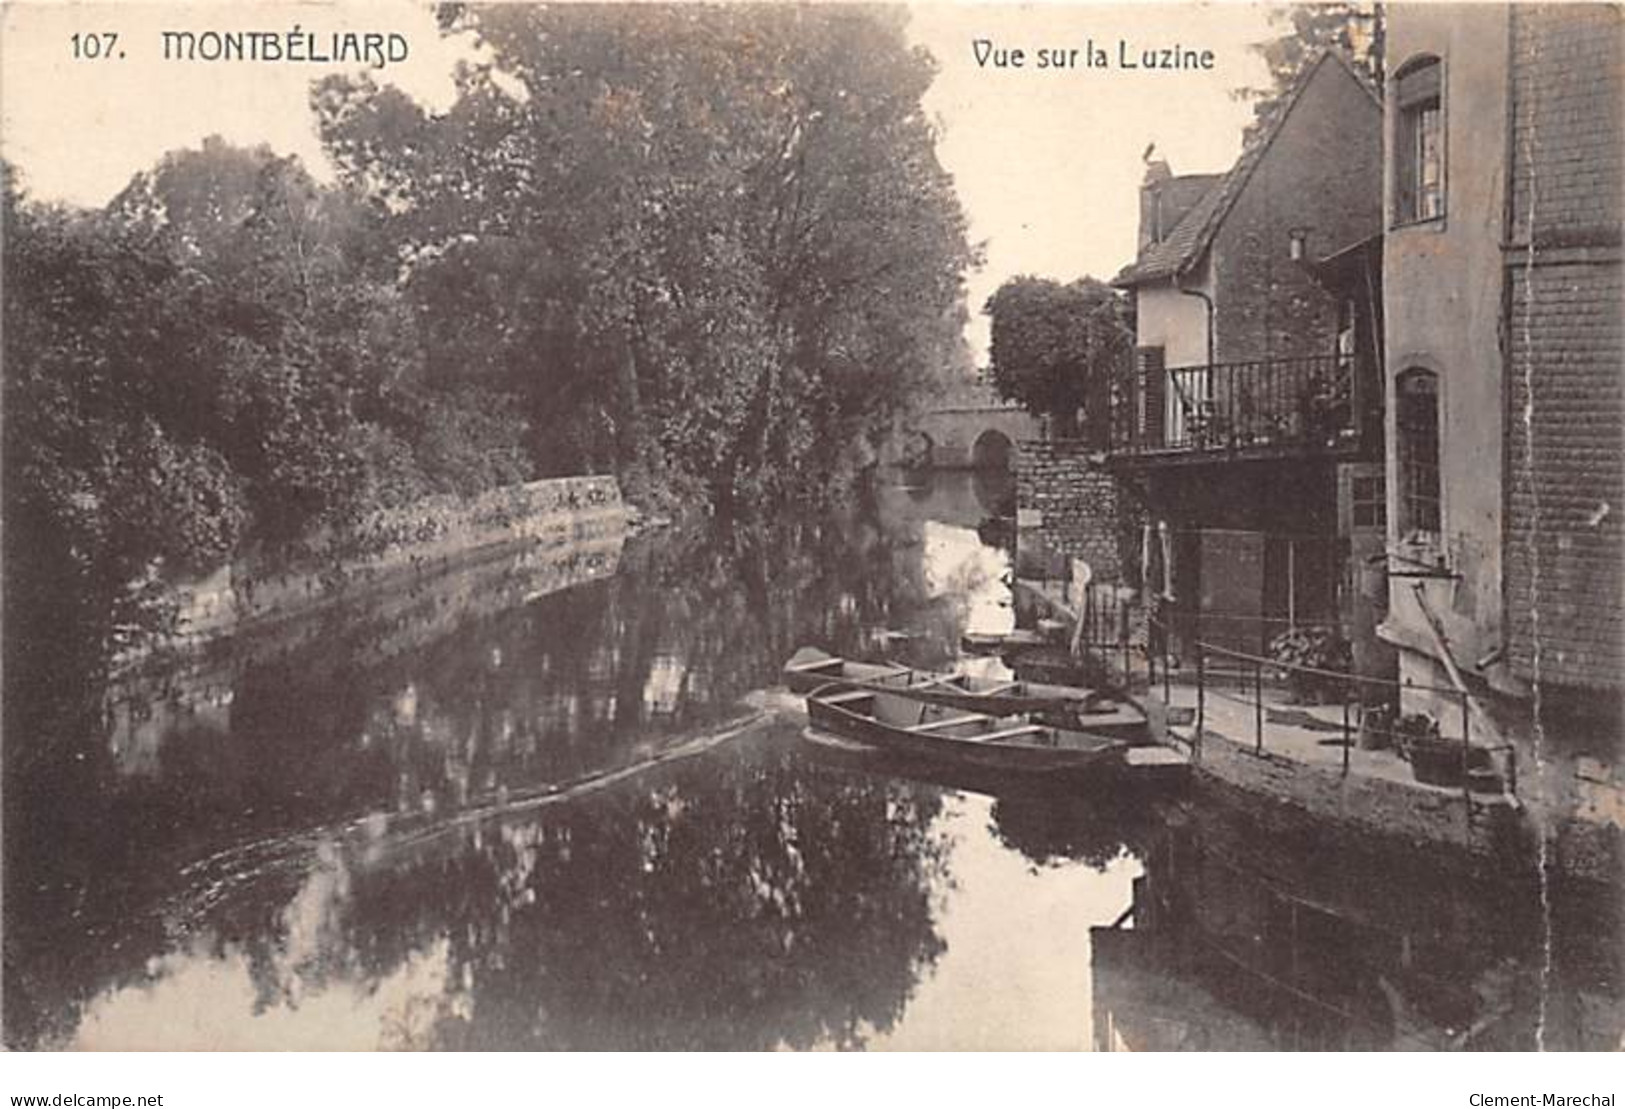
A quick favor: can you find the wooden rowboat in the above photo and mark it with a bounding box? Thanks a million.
[803,682,1127,776]
[783,647,914,695]
[782,646,1127,723]
[959,628,1051,656]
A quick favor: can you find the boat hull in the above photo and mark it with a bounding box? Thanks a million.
[782,647,1137,731]
[804,687,1126,777]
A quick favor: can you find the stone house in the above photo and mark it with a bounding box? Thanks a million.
[1105,49,1389,673]
[1379,3,1623,858]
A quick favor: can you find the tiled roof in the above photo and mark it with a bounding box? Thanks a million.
[1112,49,1383,289]
[1111,182,1225,287]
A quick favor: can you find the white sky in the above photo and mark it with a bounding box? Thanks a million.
[1,2,1275,361]
[0,2,474,202]
[909,4,1275,356]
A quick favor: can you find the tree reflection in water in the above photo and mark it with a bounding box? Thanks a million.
[6,486,994,1048]
[1084,785,1625,1051]
[25,470,1612,1052]
[418,736,946,1050]
[989,783,1162,873]
[77,728,951,1050]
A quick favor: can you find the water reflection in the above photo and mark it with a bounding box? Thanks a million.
[1087,785,1624,1051]
[67,727,956,1050]
[991,785,1161,874]
[6,468,1617,1050]
[864,792,1136,1051]
[3,471,1046,1048]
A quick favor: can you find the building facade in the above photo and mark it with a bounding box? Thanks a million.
[1108,50,1388,671]
[1380,4,1623,846]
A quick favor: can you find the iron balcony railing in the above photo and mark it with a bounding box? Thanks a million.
[1113,353,1372,457]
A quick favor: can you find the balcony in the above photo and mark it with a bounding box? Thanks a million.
[1109,353,1377,464]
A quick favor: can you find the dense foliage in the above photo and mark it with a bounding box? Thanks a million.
[983,276,1132,444]
[3,148,529,673]
[315,5,974,510]
[3,6,974,659]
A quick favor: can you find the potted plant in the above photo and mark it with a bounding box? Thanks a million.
[1267,626,1351,704]
[1185,406,1224,449]
[1303,374,1351,445]
[1357,700,1396,751]
[1395,712,1464,786]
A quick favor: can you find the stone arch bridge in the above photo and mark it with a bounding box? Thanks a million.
[907,384,1043,470]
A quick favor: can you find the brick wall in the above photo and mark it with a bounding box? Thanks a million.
[1508,6,1624,249]
[1015,439,1137,583]
[1504,6,1625,691]
[1212,58,1383,364]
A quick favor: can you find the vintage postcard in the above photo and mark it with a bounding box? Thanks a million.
[2,0,1620,1062]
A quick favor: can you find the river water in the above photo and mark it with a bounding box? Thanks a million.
[3,471,1619,1050]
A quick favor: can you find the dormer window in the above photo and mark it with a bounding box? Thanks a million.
[1395,57,1444,224]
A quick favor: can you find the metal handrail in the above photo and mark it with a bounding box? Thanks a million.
[1138,614,1517,799]
[1192,636,1465,700]
[1140,610,1465,701]
[1066,592,1518,798]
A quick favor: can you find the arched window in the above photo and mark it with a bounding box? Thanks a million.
[1396,368,1441,540]
[1394,56,1444,224]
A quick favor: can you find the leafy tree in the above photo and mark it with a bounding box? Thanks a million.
[3,168,246,660]
[3,138,535,674]
[983,276,1132,443]
[4,4,978,673]
[113,144,420,534]
[107,141,531,534]
[315,4,975,509]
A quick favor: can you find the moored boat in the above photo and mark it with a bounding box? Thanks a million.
[959,628,1051,656]
[803,682,1128,776]
[782,646,1132,727]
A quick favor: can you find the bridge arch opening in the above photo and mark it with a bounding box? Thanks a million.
[972,429,1014,472]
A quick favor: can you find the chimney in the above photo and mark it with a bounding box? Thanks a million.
[1138,159,1173,253]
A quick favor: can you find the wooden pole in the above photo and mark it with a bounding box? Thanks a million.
[1255,659,1264,754]
[1288,539,1296,630]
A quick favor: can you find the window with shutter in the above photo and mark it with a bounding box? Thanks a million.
[1136,345,1166,448]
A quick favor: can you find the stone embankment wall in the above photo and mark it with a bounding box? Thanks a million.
[164,475,627,646]
[1139,699,1621,886]
[107,528,625,776]
[1188,726,1527,867]
[1014,439,1137,583]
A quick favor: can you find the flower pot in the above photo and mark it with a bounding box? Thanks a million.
[1407,739,1465,787]
[1357,707,1395,751]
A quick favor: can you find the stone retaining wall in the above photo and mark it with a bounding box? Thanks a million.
[160,475,627,646]
[1165,720,1620,885]
[107,527,625,775]
[1014,438,1137,583]
[1189,726,1528,866]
